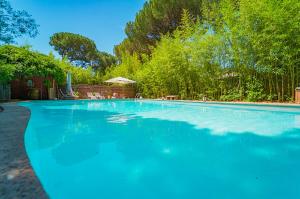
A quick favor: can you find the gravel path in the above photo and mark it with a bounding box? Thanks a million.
[0,103,48,199]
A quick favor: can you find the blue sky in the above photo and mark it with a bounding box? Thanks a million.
[10,0,145,55]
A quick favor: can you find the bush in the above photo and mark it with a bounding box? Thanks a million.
[246,78,266,102]
[0,45,64,84]
[220,89,242,101]
[103,53,142,81]
[0,64,15,83]
[267,94,278,101]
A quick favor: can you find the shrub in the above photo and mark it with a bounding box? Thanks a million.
[246,78,266,102]
[220,89,242,101]
[0,64,15,83]
[0,45,64,84]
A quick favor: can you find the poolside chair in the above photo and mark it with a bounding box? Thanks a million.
[94,92,105,99]
[59,89,77,100]
[112,92,119,99]
[87,92,97,100]
[135,93,143,99]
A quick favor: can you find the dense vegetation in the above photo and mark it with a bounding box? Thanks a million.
[0,0,111,86]
[0,45,101,85]
[108,0,300,101]
[114,0,204,57]
[0,0,299,102]
[0,45,64,83]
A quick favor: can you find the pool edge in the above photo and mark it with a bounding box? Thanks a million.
[0,102,49,199]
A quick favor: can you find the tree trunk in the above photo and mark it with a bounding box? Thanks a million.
[276,74,280,101]
[291,67,295,101]
[281,75,284,101]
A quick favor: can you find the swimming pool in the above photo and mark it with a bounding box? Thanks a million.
[21,100,300,199]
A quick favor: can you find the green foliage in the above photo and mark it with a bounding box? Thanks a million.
[220,89,242,101]
[135,14,222,99]
[49,32,116,71]
[49,32,97,66]
[58,58,102,85]
[0,45,64,84]
[4,0,297,102]
[0,0,38,44]
[104,53,142,80]
[43,79,51,88]
[0,45,102,85]
[109,0,300,102]
[114,0,206,56]
[0,63,15,83]
[266,94,278,102]
[92,51,117,72]
[217,0,300,101]
[246,78,265,102]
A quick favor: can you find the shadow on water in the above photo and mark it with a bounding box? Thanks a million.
[23,104,300,199]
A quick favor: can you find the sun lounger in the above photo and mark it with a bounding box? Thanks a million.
[87,92,97,100]
[135,93,143,99]
[59,89,77,100]
[94,93,105,99]
[112,92,119,99]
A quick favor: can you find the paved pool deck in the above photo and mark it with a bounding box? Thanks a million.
[0,103,48,199]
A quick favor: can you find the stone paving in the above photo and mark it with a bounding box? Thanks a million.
[0,103,48,199]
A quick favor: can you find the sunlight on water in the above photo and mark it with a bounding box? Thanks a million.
[20,100,300,199]
[41,100,300,136]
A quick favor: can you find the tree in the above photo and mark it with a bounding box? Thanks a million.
[49,32,98,67]
[114,0,206,56]
[57,57,101,85]
[135,11,222,99]
[92,51,117,72]
[104,53,142,80]
[49,32,116,70]
[218,0,300,101]
[0,0,38,44]
[110,0,300,102]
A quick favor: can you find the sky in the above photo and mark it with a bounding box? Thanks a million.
[10,0,145,55]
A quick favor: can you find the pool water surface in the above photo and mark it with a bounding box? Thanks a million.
[20,100,300,199]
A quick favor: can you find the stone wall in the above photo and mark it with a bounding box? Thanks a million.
[73,84,136,99]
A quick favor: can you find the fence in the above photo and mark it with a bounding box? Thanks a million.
[0,84,11,101]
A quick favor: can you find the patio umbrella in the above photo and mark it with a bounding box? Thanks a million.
[104,77,136,84]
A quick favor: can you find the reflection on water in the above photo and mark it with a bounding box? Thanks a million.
[38,100,300,136]
[294,115,300,128]
[21,100,300,199]
[107,114,136,124]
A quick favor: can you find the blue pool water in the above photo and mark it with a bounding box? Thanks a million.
[20,100,300,199]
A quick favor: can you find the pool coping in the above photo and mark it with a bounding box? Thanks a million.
[147,99,300,108]
[0,102,48,199]
[14,99,300,109]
